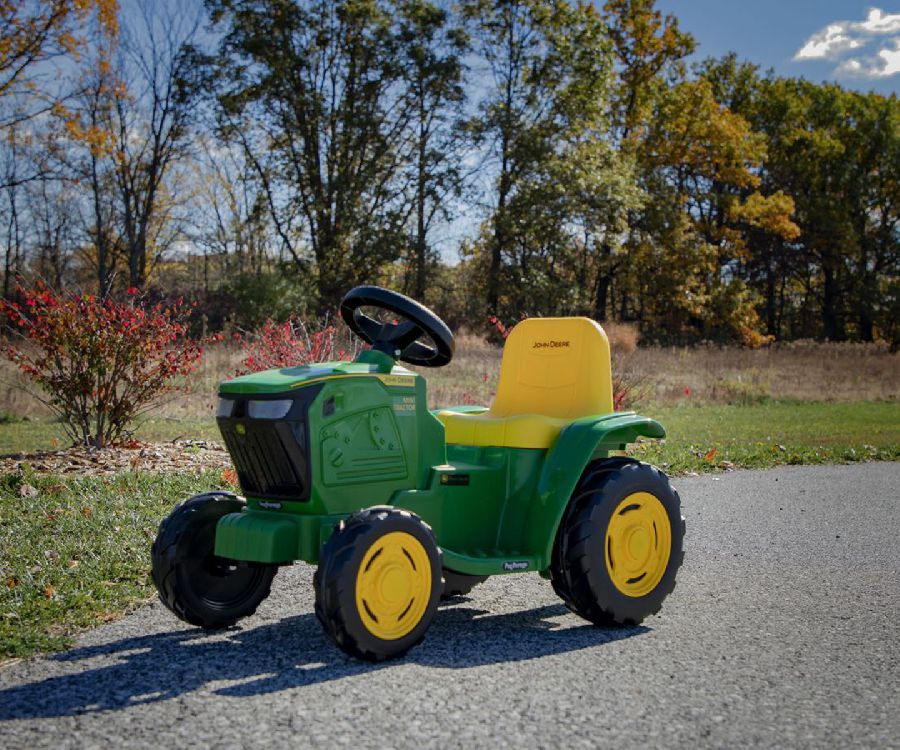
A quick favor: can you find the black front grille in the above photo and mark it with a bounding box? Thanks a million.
[220,421,308,500]
[216,386,321,501]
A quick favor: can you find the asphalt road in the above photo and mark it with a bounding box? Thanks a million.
[1,463,898,749]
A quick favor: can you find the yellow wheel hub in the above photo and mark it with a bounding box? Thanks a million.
[355,531,432,640]
[605,492,672,597]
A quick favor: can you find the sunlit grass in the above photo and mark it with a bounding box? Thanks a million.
[633,401,899,474]
[0,417,220,454]
[0,470,226,659]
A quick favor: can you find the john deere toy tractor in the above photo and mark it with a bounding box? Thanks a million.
[151,286,684,661]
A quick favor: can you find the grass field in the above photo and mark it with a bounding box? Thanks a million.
[2,336,897,422]
[644,400,898,472]
[1,401,897,461]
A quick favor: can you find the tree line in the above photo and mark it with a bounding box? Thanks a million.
[1,0,897,345]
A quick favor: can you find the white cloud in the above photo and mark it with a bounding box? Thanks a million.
[835,38,900,78]
[794,7,900,78]
[857,7,900,34]
[795,24,864,60]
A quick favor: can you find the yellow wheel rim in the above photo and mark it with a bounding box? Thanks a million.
[605,492,672,598]
[355,531,432,640]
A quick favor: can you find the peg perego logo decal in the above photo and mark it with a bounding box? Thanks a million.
[532,340,570,349]
[258,501,282,510]
[502,561,530,571]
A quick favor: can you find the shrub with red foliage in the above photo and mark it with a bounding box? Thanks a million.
[236,316,360,374]
[1,284,202,447]
[612,370,644,411]
[488,314,526,341]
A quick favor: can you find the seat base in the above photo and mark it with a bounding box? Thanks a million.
[436,410,571,449]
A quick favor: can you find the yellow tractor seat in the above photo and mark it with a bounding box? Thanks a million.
[436,317,614,449]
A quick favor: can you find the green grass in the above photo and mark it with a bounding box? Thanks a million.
[0,400,896,660]
[631,400,899,473]
[0,417,220,454]
[0,470,225,660]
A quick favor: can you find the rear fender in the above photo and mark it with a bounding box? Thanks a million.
[527,413,666,567]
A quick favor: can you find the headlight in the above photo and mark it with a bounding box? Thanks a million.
[248,399,293,419]
[216,398,235,418]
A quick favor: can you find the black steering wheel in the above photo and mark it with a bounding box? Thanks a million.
[339,286,454,367]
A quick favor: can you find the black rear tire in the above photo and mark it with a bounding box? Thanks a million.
[549,458,638,618]
[550,460,685,626]
[151,493,277,628]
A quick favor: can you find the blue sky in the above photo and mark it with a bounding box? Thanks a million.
[653,1,899,95]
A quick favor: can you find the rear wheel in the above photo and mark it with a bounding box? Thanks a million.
[551,460,685,625]
[151,493,277,628]
[315,507,442,661]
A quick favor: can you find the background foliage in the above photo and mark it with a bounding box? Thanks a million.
[0,0,897,347]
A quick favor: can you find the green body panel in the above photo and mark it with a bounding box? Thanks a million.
[526,412,666,566]
[220,360,381,396]
[215,509,345,563]
[215,354,445,561]
[212,355,666,574]
[393,445,546,574]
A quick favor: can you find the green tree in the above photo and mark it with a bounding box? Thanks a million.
[599,0,693,325]
[396,0,468,300]
[209,0,426,312]
[715,68,899,342]
[463,0,627,317]
[602,0,693,143]
[837,91,898,342]
[630,78,798,343]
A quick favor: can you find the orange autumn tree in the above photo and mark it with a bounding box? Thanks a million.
[626,79,800,345]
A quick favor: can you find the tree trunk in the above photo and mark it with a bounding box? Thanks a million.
[822,263,844,341]
[414,100,428,300]
[593,270,611,321]
[764,255,777,337]
[488,154,511,315]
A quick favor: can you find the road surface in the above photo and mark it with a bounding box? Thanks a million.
[1,463,898,748]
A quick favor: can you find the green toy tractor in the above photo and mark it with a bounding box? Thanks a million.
[151,286,685,661]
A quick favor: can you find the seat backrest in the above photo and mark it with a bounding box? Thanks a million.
[489,317,613,419]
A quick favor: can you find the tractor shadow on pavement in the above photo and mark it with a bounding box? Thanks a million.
[0,602,648,719]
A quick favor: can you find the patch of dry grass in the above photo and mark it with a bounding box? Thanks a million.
[1,333,896,424]
[632,340,899,405]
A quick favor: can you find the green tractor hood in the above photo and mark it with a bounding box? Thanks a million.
[219,350,398,396]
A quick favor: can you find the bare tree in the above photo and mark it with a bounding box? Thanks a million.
[1,132,25,297]
[110,0,207,288]
[188,138,277,289]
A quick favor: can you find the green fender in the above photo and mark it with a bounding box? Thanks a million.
[527,412,666,568]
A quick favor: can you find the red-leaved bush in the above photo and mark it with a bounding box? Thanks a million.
[488,314,525,341]
[1,285,202,447]
[236,316,361,374]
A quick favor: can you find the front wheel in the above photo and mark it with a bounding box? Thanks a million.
[551,461,685,625]
[314,506,442,661]
[151,492,277,628]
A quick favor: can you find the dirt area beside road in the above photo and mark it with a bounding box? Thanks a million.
[0,440,232,478]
